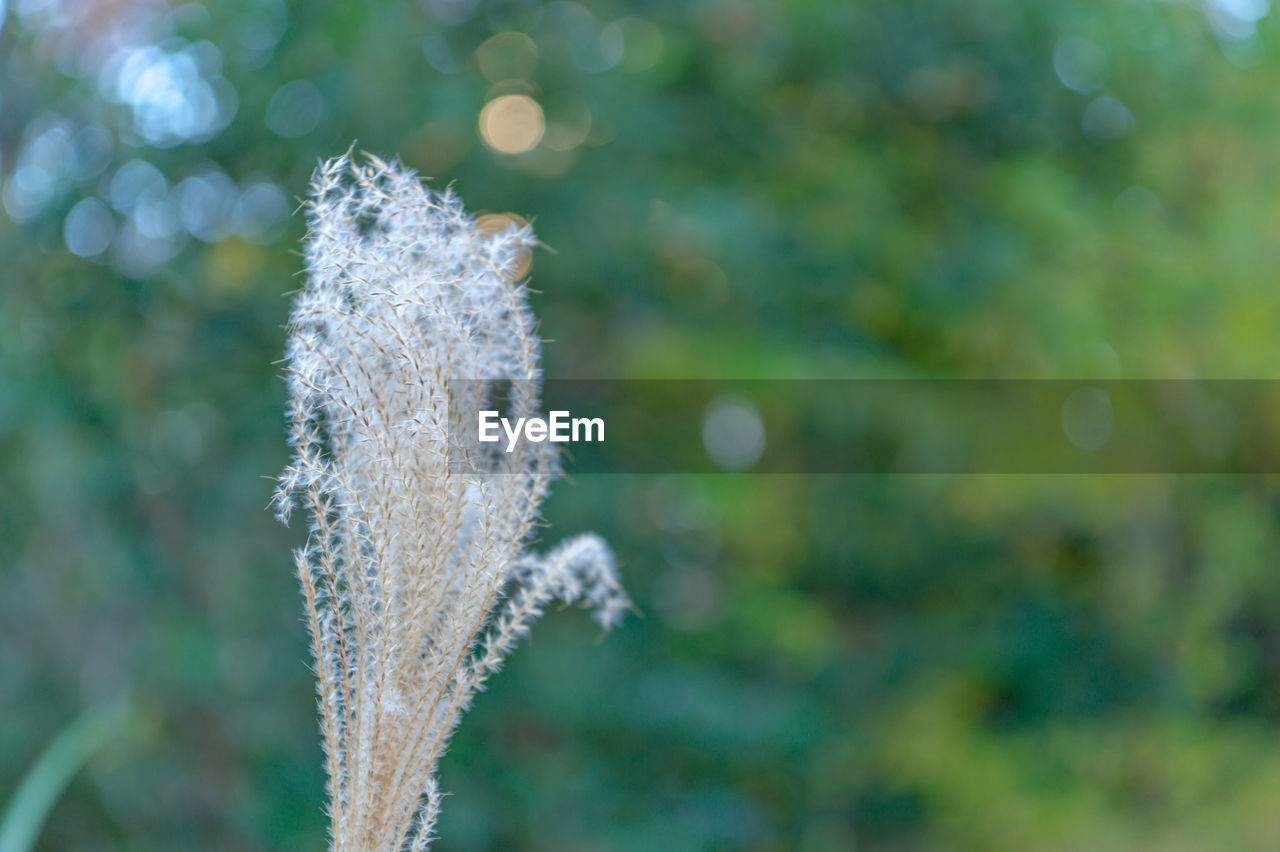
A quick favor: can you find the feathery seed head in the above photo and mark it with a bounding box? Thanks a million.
[276,153,628,851]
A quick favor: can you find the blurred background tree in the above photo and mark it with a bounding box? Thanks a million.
[4,0,1280,849]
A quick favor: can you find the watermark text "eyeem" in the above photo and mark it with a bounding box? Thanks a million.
[478,410,605,453]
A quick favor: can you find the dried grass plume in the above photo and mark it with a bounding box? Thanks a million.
[274,153,628,851]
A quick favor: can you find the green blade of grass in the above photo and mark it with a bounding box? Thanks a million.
[0,702,128,852]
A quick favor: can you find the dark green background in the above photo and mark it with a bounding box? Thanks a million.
[5,0,1280,849]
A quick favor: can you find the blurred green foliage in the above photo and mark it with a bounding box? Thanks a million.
[4,0,1280,849]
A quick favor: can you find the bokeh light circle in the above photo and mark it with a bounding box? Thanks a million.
[478,95,545,154]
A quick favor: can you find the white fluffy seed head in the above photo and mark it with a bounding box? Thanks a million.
[276,153,628,852]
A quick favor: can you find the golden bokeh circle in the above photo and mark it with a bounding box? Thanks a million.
[478,95,545,154]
